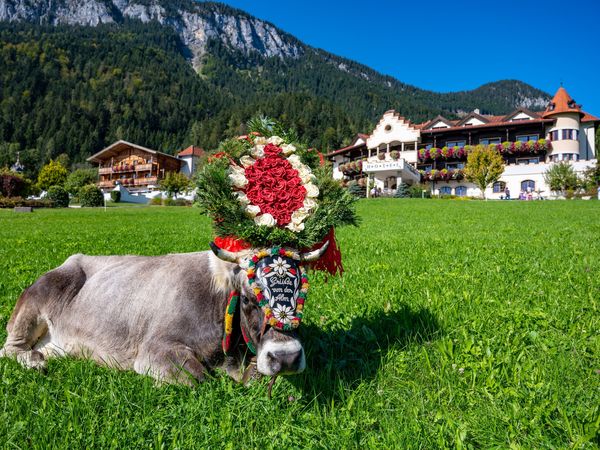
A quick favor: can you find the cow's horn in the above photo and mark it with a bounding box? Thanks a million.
[300,240,329,262]
[209,241,241,263]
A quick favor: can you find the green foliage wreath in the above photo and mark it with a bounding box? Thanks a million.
[196,118,357,248]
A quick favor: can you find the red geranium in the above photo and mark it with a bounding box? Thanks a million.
[243,149,306,226]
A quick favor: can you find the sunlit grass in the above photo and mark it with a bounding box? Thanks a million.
[0,200,598,448]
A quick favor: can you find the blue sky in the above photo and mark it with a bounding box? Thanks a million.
[215,0,600,115]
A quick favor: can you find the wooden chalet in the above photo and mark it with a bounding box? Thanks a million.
[87,140,183,191]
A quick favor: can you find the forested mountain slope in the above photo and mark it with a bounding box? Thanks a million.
[0,1,551,174]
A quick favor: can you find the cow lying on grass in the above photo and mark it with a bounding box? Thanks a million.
[0,242,327,385]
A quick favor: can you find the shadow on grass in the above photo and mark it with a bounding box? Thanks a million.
[290,304,440,402]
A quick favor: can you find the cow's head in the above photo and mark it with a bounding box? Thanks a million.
[210,241,328,376]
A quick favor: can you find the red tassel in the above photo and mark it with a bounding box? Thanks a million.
[304,228,343,276]
[214,236,252,252]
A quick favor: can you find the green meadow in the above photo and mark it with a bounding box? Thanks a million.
[0,200,598,449]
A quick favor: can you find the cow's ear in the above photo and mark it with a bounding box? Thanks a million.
[210,241,241,264]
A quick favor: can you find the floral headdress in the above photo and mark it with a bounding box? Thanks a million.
[197,119,357,259]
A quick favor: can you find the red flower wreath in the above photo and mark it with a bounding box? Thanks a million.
[243,144,306,226]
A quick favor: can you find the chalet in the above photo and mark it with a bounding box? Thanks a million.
[87,140,204,192]
[329,86,599,198]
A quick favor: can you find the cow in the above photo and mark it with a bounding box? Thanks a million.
[0,241,328,385]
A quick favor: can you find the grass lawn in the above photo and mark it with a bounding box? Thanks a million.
[0,200,598,448]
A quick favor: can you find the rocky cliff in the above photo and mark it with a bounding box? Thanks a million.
[0,0,303,68]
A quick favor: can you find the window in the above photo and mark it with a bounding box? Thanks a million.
[425,144,433,150]
[418,164,433,171]
[516,157,540,165]
[561,129,579,140]
[551,129,579,141]
[445,163,465,170]
[493,181,506,193]
[561,153,579,161]
[480,137,501,145]
[455,186,467,197]
[439,186,452,195]
[516,134,539,142]
[521,180,535,191]
[446,140,466,148]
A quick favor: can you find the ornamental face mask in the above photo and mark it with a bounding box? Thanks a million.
[255,255,302,320]
[246,248,309,331]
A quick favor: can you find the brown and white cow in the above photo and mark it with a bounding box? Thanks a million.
[0,242,327,385]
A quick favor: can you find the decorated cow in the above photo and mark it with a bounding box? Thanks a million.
[1,124,357,390]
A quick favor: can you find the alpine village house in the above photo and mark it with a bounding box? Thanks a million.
[88,140,204,192]
[328,87,599,198]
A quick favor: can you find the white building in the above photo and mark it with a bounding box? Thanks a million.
[328,87,599,198]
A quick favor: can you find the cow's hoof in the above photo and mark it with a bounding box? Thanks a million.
[17,350,47,372]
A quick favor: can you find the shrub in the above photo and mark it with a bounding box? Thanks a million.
[409,183,431,198]
[110,190,121,203]
[46,186,69,207]
[37,160,68,191]
[347,182,366,198]
[395,183,410,198]
[79,184,104,207]
[0,171,31,197]
[0,197,54,208]
[65,169,98,196]
[150,197,163,206]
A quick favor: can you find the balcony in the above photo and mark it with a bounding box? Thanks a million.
[99,167,112,175]
[98,180,115,188]
[135,164,153,171]
[418,139,551,162]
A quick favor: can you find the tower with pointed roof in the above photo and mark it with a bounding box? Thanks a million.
[542,87,587,161]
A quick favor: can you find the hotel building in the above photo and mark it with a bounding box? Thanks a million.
[328,87,599,198]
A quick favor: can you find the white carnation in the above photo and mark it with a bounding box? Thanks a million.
[298,167,314,184]
[245,204,261,217]
[287,154,303,169]
[304,183,319,198]
[303,197,318,212]
[236,192,250,206]
[229,171,248,188]
[252,145,265,158]
[267,136,284,145]
[254,213,276,227]
[281,144,296,155]
[254,136,267,145]
[240,155,255,168]
[291,209,310,224]
[286,221,305,232]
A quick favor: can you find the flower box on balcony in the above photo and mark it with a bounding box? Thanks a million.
[418,140,551,162]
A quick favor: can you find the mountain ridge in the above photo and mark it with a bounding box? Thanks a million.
[0,0,550,112]
[0,1,553,174]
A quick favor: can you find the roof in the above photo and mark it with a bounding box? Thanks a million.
[582,112,600,123]
[177,145,205,157]
[420,116,553,134]
[86,140,182,164]
[327,140,367,157]
[542,87,584,118]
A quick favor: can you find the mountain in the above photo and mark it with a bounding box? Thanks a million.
[0,0,551,174]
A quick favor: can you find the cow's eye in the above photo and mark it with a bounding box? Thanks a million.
[242,296,250,305]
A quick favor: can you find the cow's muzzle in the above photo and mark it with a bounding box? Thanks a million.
[256,339,305,376]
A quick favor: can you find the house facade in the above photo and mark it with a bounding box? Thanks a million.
[87,140,204,192]
[328,87,599,198]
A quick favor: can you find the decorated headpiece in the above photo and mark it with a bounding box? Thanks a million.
[197,118,357,351]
